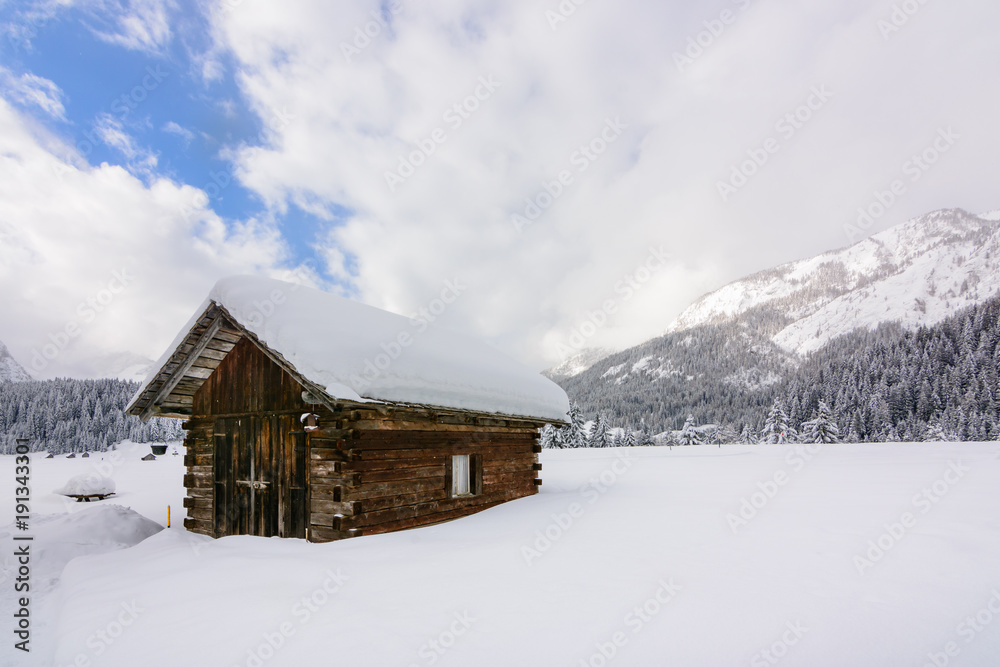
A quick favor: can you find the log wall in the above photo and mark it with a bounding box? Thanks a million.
[181,417,215,535]
[180,334,544,542]
[305,409,541,542]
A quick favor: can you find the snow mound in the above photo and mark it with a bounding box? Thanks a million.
[46,444,1000,667]
[55,474,116,496]
[1,506,161,594]
[34,505,162,563]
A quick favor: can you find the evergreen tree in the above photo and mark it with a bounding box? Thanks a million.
[761,400,794,444]
[739,424,758,444]
[567,402,588,448]
[924,419,949,442]
[558,283,1000,444]
[801,401,841,444]
[0,378,183,454]
[539,424,558,449]
[678,415,703,446]
[588,415,610,448]
[714,424,737,445]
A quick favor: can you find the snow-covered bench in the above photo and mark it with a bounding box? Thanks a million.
[56,474,117,502]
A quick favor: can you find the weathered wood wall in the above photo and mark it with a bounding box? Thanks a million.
[130,307,243,420]
[183,337,310,537]
[181,334,544,542]
[181,416,214,535]
[194,336,308,416]
[305,409,542,542]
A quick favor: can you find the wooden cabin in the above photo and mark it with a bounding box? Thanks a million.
[127,276,569,542]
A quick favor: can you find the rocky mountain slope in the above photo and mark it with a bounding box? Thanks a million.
[667,208,1000,355]
[0,340,32,382]
[558,208,1000,433]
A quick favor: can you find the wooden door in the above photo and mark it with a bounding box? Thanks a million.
[286,427,308,539]
[213,415,307,538]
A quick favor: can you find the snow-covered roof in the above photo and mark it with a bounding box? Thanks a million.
[131,276,569,423]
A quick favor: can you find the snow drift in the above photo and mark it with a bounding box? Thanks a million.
[32,443,1000,667]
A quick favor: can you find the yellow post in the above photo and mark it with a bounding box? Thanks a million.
[168,505,171,528]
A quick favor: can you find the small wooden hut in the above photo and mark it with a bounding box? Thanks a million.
[127,276,568,542]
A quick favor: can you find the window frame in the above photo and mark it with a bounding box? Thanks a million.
[450,453,482,498]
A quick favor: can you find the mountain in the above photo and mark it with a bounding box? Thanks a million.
[667,208,1000,355]
[0,340,32,382]
[543,346,616,381]
[89,351,155,382]
[559,207,1000,435]
[547,208,1000,380]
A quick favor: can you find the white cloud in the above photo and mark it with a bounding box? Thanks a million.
[85,0,174,53]
[2,0,174,54]
[0,67,66,120]
[162,120,195,144]
[94,112,159,175]
[0,96,293,379]
[209,0,1000,368]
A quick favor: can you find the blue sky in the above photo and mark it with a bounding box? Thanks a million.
[1,0,336,271]
[1,0,999,379]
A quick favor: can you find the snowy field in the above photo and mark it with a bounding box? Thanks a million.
[2,443,1000,667]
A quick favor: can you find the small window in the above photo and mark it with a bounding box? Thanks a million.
[452,454,473,497]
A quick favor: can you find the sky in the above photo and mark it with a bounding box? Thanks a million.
[1,0,998,380]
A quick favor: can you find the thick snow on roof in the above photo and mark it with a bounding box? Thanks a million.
[197,276,568,421]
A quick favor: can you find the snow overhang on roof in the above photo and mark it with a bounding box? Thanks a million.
[127,276,570,424]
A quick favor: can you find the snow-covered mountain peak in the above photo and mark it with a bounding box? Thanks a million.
[543,346,617,380]
[0,340,33,382]
[666,208,1000,355]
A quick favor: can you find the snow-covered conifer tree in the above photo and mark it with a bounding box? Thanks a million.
[761,400,794,444]
[588,415,610,448]
[714,424,737,445]
[924,419,949,442]
[801,401,841,444]
[539,424,561,449]
[678,415,703,446]
[567,402,588,448]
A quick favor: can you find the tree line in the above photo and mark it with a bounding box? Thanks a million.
[556,292,1000,444]
[0,378,183,454]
